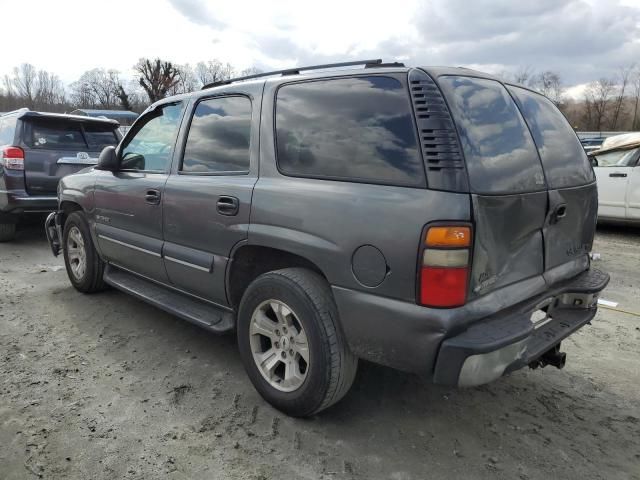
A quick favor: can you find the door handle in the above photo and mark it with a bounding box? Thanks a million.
[609,172,628,178]
[549,203,567,225]
[216,196,239,216]
[145,189,161,205]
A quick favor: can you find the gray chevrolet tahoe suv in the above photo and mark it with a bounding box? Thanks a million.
[45,60,609,416]
[0,109,121,241]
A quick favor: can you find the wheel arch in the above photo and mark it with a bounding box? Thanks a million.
[226,244,329,309]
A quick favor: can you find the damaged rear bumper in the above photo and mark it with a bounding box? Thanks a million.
[433,268,610,387]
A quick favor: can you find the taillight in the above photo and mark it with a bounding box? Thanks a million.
[418,225,471,308]
[2,146,24,170]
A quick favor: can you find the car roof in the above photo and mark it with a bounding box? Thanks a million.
[152,63,532,108]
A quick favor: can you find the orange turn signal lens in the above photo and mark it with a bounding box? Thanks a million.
[425,226,471,247]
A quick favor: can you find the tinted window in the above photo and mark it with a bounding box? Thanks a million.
[181,96,251,173]
[27,119,87,150]
[439,76,545,194]
[83,123,119,150]
[0,116,17,144]
[509,86,595,188]
[121,103,183,172]
[276,76,424,187]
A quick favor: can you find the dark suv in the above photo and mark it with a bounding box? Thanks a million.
[45,60,609,417]
[0,109,121,241]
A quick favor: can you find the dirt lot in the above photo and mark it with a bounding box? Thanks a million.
[1,220,639,480]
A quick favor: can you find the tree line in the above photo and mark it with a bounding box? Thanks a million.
[0,58,260,114]
[501,65,640,131]
[2,58,640,132]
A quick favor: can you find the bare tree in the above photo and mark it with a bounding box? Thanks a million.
[195,60,236,86]
[610,65,633,130]
[169,64,199,95]
[70,69,121,109]
[240,67,263,77]
[512,65,534,86]
[9,64,38,107]
[631,67,640,130]
[135,58,181,103]
[531,71,564,106]
[584,78,615,131]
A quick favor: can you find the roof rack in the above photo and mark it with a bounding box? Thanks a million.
[201,59,404,90]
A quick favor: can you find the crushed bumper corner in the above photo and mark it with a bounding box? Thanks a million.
[433,268,610,387]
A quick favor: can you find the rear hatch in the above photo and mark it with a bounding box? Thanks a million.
[21,116,120,195]
[436,75,596,298]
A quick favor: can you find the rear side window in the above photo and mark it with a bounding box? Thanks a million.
[439,76,545,194]
[509,86,595,188]
[181,96,251,173]
[83,123,119,150]
[26,119,87,150]
[275,76,424,187]
[0,116,17,144]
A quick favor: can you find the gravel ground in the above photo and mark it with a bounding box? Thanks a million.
[1,219,639,480]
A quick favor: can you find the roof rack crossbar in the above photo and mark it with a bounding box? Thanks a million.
[201,59,384,90]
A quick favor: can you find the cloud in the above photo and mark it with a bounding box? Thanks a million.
[167,0,226,29]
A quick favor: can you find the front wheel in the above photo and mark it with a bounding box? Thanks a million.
[62,212,106,293]
[237,268,358,417]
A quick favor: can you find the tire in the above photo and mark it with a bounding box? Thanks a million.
[62,211,106,293]
[237,268,358,417]
[0,223,16,242]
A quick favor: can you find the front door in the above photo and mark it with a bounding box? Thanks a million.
[93,102,186,282]
[627,164,640,220]
[162,91,259,306]
[592,147,639,220]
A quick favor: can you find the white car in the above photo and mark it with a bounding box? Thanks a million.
[591,133,640,223]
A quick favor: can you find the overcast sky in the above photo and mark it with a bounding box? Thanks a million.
[1,0,639,94]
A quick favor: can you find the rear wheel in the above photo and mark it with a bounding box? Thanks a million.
[0,223,16,242]
[62,212,106,293]
[237,268,358,417]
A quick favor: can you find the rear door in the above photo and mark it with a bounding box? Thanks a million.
[438,76,548,298]
[21,117,119,195]
[509,86,597,281]
[438,76,597,299]
[162,88,259,306]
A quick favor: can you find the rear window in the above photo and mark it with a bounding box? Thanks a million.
[0,116,17,144]
[27,119,87,150]
[509,86,595,188]
[83,123,119,150]
[275,76,425,187]
[439,76,545,194]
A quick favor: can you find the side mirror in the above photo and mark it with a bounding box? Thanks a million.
[590,156,598,167]
[96,146,119,171]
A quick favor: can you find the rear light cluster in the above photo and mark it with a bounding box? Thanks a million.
[2,146,24,170]
[418,225,472,308]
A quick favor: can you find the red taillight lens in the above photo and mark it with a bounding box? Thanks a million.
[418,224,472,308]
[420,267,468,307]
[2,146,24,170]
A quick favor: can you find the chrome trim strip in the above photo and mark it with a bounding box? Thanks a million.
[164,255,211,273]
[57,158,98,165]
[12,196,58,201]
[97,234,161,257]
